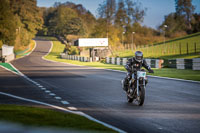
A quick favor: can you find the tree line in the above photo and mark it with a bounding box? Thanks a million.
[0,0,199,52]
[39,0,163,51]
[38,2,96,39]
[32,0,200,51]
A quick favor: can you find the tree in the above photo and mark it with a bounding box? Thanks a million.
[191,13,200,33]
[175,0,195,29]
[47,6,83,36]
[9,0,43,48]
[42,2,96,37]
[115,0,127,30]
[159,0,197,37]
[125,0,146,24]
[159,13,187,38]
[95,0,151,49]
[98,0,116,24]
[0,0,17,46]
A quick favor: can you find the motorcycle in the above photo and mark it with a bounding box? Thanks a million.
[122,69,148,106]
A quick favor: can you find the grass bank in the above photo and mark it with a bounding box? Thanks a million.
[0,105,115,132]
[15,40,36,59]
[44,40,200,81]
[113,32,200,59]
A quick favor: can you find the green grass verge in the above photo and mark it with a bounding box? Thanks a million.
[0,63,18,74]
[149,68,200,81]
[44,40,200,81]
[0,105,115,132]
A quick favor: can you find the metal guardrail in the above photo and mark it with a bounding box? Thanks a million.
[106,57,163,69]
[60,52,200,70]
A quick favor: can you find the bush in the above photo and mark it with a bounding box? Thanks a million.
[67,45,79,55]
[100,58,106,63]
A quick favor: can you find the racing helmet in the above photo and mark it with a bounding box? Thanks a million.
[135,51,143,62]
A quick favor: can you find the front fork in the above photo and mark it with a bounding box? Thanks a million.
[136,78,146,97]
[136,79,139,97]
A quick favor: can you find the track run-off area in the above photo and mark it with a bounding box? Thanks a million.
[1,39,200,133]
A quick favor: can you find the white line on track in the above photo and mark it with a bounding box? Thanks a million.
[45,90,51,93]
[55,97,62,100]
[61,101,69,105]
[41,88,46,90]
[68,107,77,110]
[0,92,126,133]
[49,93,56,96]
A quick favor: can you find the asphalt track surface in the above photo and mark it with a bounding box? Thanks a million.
[1,39,200,133]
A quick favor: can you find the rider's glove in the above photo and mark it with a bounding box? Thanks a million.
[149,69,154,73]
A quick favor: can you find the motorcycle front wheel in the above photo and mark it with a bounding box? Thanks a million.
[137,86,145,106]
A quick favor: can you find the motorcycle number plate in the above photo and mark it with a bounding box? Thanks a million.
[137,71,146,78]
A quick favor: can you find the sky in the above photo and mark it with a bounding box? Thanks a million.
[37,0,200,29]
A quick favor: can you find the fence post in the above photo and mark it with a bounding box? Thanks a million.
[194,42,197,53]
[187,43,189,54]
[145,59,151,66]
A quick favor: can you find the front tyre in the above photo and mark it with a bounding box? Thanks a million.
[138,86,145,106]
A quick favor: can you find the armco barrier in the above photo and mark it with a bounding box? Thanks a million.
[168,59,177,68]
[193,58,200,70]
[176,58,200,70]
[111,57,115,64]
[61,53,163,69]
[122,58,127,66]
[61,54,93,62]
[176,59,185,69]
[145,59,151,66]
[106,57,109,64]
[61,53,199,70]
[116,58,120,65]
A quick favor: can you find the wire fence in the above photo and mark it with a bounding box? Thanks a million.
[136,41,200,57]
[121,32,200,58]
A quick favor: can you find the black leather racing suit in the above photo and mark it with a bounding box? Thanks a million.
[123,57,151,91]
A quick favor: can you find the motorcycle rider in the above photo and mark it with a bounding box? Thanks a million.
[123,51,154,92]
